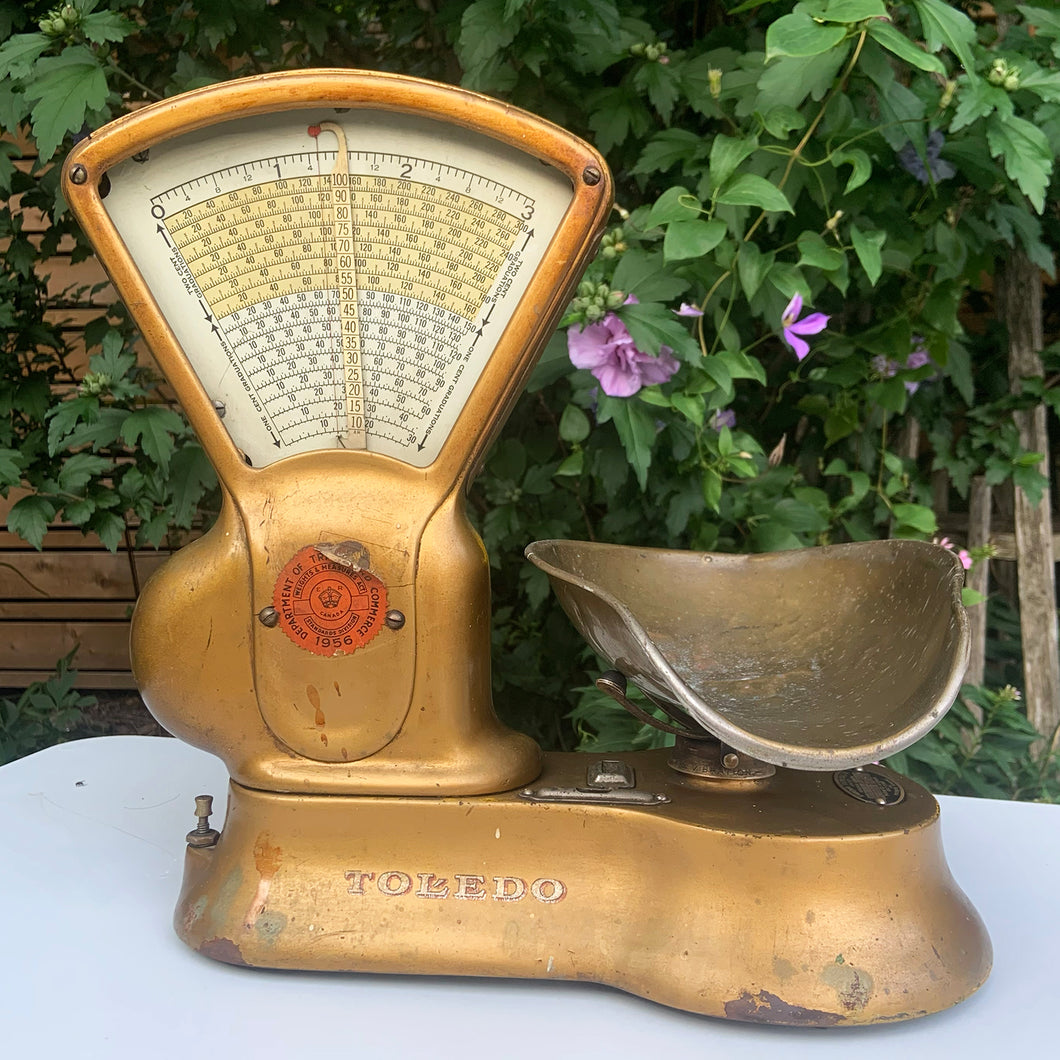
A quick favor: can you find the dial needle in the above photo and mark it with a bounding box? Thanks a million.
[310,121,367,450]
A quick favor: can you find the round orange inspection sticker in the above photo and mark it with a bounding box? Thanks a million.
[272,546,388,657]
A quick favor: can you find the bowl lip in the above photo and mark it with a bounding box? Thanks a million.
[525,539,971,770]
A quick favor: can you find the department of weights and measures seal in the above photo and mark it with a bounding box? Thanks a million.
[273,546,388,657]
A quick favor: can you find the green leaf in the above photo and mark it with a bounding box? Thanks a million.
[866,19,946,75]
[1018,5,1060,41]
[25,48,109,160]
[119,407,186,472]
[765,13,847,62]
[633,59,682,124]
[797,230,844,271]
[702,467,722,512]
[715,174,793,213]
[0,32,49,80]
[760,105,805,139]
[772,497,829,534]
[7,495,56,549]
[663,219,728,262]
[950,76,1010,132]
[1020,66,1060,104]
[0,446,26,486]
[604,397,656,490]
[708,133,759,190]
[831,146,872,192]
[645,186,701,228]
[618,301,699,362]
[169,443,216,527]
[755,45,851,113]
[850,224,885,285]
[612,250,690,303]
[805,0,888,19]
[892,503,938,535]
[559,404,591,443]
[962,587,986,607]
[57,452,113,494]
[717,347,767,384]
[911,0,978,76]
[457,0,519,72]
[736,242,774,299]
[985,113,1052,213]
[81,10,136,45]
[633,129,704,175]
[89,510,126,552]
[672,392,705,428]
[588,89,651,154]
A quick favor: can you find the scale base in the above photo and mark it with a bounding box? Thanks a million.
[175,750,990,1027]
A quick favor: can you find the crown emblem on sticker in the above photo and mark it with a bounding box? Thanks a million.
[272,545,388,657]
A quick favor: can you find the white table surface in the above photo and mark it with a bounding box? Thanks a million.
[1,735,1056,1058]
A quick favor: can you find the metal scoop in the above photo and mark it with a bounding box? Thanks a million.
[526,539,969,770]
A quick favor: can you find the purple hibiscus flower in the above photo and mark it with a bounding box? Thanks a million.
[780,293,829,361]
[568,300,680,397]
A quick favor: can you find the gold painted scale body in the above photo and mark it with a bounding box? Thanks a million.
[64,71,990,1027]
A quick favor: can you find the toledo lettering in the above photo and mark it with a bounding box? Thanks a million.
[344,869,567,904]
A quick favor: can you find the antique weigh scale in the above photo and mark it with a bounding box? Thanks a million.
[63,70,990,1027]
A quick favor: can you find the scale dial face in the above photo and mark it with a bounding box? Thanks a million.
[99,107,576,469]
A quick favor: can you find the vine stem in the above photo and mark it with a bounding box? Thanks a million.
[106,59,164,102]
[743,29,868,246]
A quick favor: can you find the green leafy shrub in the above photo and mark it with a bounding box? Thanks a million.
[0,652,96,765]
[3,2,1059,779]
[886,684,1060,801]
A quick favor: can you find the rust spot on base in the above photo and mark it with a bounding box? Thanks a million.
[199,937,250,966]
[724,990,843,1027]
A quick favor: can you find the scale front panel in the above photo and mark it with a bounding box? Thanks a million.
[64,73,611,774]
[100,109,573,469]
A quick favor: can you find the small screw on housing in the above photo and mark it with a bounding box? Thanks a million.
[186,794,221,848]
[582,165,602,186]
[385,609,405,630]
[69,164,88,185]
[258,606,280,627]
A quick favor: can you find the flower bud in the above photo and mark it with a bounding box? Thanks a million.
[1003,72,1020,91]
[708,67,723,100]
[61,4,78,21]
[584,304,604,322]
[630,43,646,56]
[601,245,617,259]
[645,44,659,61]
[596,283,610,298]
[606,290,626,308]
[578,281,595,297]
[51,16,67,33]
[988,58,1008,86]
[939,80,957,109]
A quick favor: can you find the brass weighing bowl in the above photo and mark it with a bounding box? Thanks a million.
[526,539,969,770]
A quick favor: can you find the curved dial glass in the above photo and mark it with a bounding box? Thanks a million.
[102,109,574,468]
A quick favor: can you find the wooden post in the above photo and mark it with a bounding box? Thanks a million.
[964,476,992,692]
[995,248,1060,747]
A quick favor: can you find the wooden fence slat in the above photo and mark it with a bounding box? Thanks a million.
[997,249,1060,745]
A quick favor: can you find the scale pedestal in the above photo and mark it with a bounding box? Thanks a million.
[63,70,990,1029]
